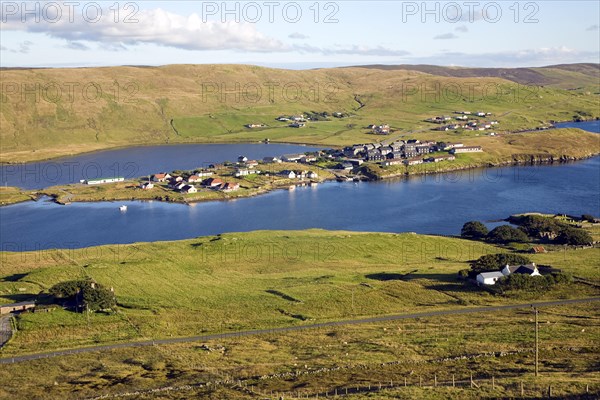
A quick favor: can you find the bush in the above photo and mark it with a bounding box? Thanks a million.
[461,221,489,239]
[82,285,116,311]
[556,227,594,246]
[470,253,531,276]
[509,215,565,237]
[49,279,116,312]
[498,272,572,292]
[581,214,596,223]
[49,279,91,299]
[487,225,529,244]
[457,269,470,279]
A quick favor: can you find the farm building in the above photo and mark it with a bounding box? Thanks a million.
[476,272,505,285]
[0,301,36,315]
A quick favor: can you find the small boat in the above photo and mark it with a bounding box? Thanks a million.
[119,205,128,212]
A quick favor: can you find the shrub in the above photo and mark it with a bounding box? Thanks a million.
[498,272,572,292]
[457,269,470,279]
[461,221,489,239]
[470,253,531,276]
[556,227,593,246]
[49,279,91,299]
[49,279,116,312]
[487,225,529,244]
[581,214,596,223]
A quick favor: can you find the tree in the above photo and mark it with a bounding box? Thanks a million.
[556,227,593,246]
[49,279,90,299]
[49,279,116,312]
[470,253,531,276]
[82,285,116,311]
[461,221,489,239]
[487,225,529,244]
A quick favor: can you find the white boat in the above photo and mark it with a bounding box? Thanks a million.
[119,205,128,212]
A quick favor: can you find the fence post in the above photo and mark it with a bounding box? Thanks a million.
[419,376,422,387]
[404,377,407,387]
[470,373,473,389]
[492,376,495,389]
[521,381,524,397]
[434,374,437,387]
[452,374,455,387]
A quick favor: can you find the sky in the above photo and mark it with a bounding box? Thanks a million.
[1,1,599,69]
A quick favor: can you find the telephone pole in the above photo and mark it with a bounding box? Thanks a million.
[534,307,539,377]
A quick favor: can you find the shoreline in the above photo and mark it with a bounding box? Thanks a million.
[1,120,598,165]
[0,140,327,166]
[2,152,598,208]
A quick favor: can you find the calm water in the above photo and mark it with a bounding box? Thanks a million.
[0,143,320,190]
[555,120,600,133]
[1,158,599,251]
[1,120,599,250]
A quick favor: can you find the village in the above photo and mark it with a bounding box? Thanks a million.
[425,110,500,134]
[78,137,484,198]
[337,139,482,168]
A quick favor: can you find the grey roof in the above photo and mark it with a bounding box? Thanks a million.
[478,272,505,279]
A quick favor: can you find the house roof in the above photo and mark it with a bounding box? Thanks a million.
[505,263,537,274]
[478,271,505,279]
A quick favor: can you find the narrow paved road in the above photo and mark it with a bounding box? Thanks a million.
[0,314,13,348]
[1,297,598,364]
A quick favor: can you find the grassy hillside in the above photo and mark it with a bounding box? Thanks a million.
[1,229,598,357]
[0,229,598,399]
[1,64,598,162]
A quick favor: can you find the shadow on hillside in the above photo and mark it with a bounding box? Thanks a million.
[1,293,37,303]
[0,273,28,282]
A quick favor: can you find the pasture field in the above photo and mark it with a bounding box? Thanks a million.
[1,64,599,163]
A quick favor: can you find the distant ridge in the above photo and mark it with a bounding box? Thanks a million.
[345,63,600,86]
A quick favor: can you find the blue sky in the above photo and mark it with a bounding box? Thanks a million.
[1,1,599,68]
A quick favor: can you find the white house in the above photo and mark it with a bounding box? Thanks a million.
[282,154,304,162]
[151,173,171,182]
[180,185,197,194]
[140,182,154,190]
[476,271,505,285]
[263,156,281,163]
[501,263,541,277]
[279,170,296,179]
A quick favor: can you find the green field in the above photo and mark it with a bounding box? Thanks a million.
[1,64,598,163]
[0,229,599,399]
[1,230,598,356]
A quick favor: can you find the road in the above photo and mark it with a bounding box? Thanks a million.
[1,297,598,364]
[0,314,13,348]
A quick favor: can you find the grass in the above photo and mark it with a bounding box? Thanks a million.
[0,229,598,399]
[1,230,598,357]
[0,306,597,399]
[0,186,36,205]
[1,64,598,163]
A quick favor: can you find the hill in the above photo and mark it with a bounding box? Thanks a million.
[1,63,599,162]
[0,229,598,399]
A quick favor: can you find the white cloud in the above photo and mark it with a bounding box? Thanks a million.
[294,44,410,57]
[455,25,468,33]
[64,41,90,51]
[586,24,599,31]
[1,7,285,52]
[434,33,458,40]
[289,32,309,40]
[423,47,599,67]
